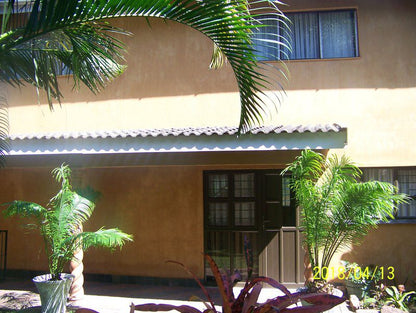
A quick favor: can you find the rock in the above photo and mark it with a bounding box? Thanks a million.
[381,305,406,313]
[332,288,344,298]
[349,294,360,311]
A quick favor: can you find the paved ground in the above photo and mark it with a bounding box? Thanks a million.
[0,278,352,313]
[0,278,221,313]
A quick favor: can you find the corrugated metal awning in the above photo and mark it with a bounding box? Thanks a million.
[8,124,347,155]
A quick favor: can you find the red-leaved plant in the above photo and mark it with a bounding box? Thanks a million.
[130,239,345,313]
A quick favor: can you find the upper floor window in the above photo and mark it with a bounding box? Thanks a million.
[362,168,416,220]
[253,9,359,61]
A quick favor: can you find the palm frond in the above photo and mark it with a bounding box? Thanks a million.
[284,150,409,271]
[3,200,47,219]
[51,163,72,188]
[209,43,226,70]
[282,149,324,183]
[78,228,133,251]
[0,0,289,132]
[50,165,96,225]
[2,163,133,276]
[67,193,95,225]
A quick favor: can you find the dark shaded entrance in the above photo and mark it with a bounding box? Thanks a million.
[203,170,304,286]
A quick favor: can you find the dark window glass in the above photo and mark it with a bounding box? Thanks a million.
[208,174,228,198]
[361,168,416,219]
[208,202,228,226]
[397,169,416,218]
[252,9,358,60]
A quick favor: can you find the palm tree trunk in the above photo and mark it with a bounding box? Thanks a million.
[69,248,84,301]
[69,224,84,301]
[303,250,313,283]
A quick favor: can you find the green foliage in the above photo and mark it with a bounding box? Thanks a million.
[282,150,408,276]
[0,0,289,133]
[384,286,416,312]
[341,261,386,304]
[342,261,383,289]
[3,163,132,280]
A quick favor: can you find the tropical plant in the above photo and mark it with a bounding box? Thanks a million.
[282,150,408,280]
[0,0,288,131]
[339,260,389,303]
[131,239,345,313]
[361,285,384,310]
[3,163,132,280]
[384,286,416,312]
[341,261,384,297]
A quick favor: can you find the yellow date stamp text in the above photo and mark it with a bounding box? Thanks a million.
[313,266,395,281]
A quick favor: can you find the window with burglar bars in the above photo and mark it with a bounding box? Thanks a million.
[252,9,359,61]
[361,167,416,219]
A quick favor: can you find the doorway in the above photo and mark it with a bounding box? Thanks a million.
[203,170,303,285]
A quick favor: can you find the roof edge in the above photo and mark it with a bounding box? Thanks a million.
[10,124,347,141]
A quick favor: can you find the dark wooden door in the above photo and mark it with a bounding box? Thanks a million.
[204,170,303,285]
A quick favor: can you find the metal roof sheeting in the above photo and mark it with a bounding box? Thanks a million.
[7,124,348,157]
[10,124,345,141]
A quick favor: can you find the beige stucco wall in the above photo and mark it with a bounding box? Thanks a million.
[265,0,416,167]
[6,0,416,167]
[0,166,205,278]
[344,224,416,286]
[0,154,298,279]
[1,163,414,284]
[6,17,241,133]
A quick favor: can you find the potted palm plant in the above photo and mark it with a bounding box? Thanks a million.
[282,150,407,289]
[3,164,133,313]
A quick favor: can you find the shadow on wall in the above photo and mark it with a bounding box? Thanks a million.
[340,224,416,290]
[8,0,416,108]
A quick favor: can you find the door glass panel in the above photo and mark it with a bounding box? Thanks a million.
[205,231,231,281]
[265,174,280,201]
[208,202,228,226]
[265,203,282,229]
[208,174,228,197]
[266,203,295,227]
[234,173,255,197]
[235,202,255,226]
[283,206,296,226]
[233,232,259,279]
[282,176,291,207]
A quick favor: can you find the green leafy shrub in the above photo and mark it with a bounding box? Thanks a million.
[342,261,384,299]
[282,150,408,279]
[3,164,133,280]
[384,286,416,312]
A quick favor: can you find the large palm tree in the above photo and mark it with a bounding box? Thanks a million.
[282,150,408,281]
[0,0,289,162]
